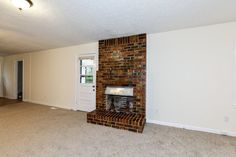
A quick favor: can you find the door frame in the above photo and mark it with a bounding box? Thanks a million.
[15,59,24,100]
[75,53,97,111]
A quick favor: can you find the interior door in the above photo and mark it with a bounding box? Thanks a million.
[76,55,96,112]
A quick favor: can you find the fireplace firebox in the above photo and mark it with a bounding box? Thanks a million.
[105,86,134,113]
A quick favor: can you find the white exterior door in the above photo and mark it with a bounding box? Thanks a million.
[76,55,96,112]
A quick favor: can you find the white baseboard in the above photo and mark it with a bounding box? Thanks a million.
[147,119,236,137]
[24,100,72,110]
[6,97,236,137]
[23,99,29,102]
[4,96,17,99]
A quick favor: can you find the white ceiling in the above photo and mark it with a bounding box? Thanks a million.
[0,0,236,56]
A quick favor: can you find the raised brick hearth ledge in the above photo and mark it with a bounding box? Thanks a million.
[87,110,146,133]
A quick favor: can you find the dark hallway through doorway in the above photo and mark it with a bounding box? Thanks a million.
[17,61,23,100]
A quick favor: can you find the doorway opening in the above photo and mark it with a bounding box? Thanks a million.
[16,60,23,100]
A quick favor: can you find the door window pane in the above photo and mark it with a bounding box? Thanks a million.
[80,59,94,66]
[80,58,94,84]
[80,76,93,84]
[80,67,93,75]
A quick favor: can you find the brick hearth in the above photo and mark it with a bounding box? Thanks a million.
[87,110,145,133]
[87,34,146,133]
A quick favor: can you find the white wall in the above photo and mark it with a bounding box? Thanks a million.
[3,42,98,109]
[3,54,31,99]
[147,22,236,135]
[2,22,236,136]
[29,43,98,109]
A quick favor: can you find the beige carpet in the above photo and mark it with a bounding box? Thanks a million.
[0,102,235,157]
[0,98,21,107]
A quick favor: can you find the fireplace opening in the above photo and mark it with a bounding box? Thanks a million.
[105,86,134,113]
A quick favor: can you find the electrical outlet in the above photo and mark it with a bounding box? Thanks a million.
[220,131,228,136]
[224,116,229,123]
[43,95,47,101]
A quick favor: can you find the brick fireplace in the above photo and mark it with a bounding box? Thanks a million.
[87,34,146,133]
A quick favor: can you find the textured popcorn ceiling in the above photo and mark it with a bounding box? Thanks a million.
[0,0,236,56]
